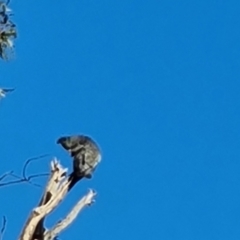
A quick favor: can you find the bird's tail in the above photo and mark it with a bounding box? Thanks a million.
[68,172,83,191]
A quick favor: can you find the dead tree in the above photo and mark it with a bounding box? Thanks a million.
[19,158,97,240]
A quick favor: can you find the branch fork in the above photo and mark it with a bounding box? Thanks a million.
[19,158,96,240]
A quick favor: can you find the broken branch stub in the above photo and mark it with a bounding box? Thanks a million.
[44,189,96,240]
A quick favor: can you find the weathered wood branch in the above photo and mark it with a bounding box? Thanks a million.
[19,158,97,240]
[44,189,96,240]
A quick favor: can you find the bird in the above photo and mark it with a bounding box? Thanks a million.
[32,135,101,240]
[0,87,14,98]
[57,135,101,190]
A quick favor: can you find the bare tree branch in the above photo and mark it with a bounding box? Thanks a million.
[0,171,13,181]
[0,216,7,240]
[44,189,96,240]
[22,154,50,180]
[8,172,48,188]
[19,159,69,240]
[0,154,50,188]
[19,159,97,240]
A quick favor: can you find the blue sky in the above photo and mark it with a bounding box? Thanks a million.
[1,0,240,239]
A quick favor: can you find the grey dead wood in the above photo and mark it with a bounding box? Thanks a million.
[19,158,97,240]
[44,189,96,240]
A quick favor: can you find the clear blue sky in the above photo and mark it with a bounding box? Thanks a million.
[1,0,240,239]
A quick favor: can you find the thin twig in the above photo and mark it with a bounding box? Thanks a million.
[44,189,96,240]
[12,172,49,187]
[0,171,13,181]
[0,154,50,188]
[22,154,50,179]
[0,172,49,187]
[0,216,6,240]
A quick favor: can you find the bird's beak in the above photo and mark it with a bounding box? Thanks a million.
[57,137,67,144]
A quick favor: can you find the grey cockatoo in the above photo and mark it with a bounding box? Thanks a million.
[57,134,101,189]
[0,87,14,98]
[32,135,101,240]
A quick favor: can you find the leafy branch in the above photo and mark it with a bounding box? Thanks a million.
[0,0,17,60]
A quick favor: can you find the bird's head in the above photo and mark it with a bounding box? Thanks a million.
[57,135,101,157]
